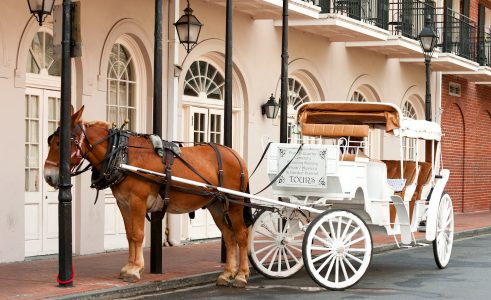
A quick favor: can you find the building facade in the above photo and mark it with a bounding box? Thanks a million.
[0,0,489,263]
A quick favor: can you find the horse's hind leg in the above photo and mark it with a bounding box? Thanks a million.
[208,203,238,286]
[228,203,250,288]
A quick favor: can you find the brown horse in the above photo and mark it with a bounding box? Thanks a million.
[43,106,250,287]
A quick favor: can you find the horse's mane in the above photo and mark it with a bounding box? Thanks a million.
[86,120,110,129]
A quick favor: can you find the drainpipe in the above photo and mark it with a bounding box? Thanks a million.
[166,0,181,247]
[435,71,442,124]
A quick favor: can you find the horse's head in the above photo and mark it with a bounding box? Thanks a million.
[44,105,85,188]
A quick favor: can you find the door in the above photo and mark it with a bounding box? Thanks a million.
[187,107,224,240]
[24,88,61,256]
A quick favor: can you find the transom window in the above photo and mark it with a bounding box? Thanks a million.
[350,91,367,102]
[402,100,419,160]
[287,78,310,143]
[107,43,137,131]
[184,60,225,101]
[27,32,61,76]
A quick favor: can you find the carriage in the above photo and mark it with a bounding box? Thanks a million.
[57,102,452,288]
[247,102,454,290]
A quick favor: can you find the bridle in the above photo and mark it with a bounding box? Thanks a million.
[45,122,114,176]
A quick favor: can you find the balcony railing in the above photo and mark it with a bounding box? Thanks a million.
[319,0,389,29]
[477,30,491,66]
[388,0,436,40]
[435,7,477,61]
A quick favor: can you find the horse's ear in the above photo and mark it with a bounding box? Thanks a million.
[71,105,85,127]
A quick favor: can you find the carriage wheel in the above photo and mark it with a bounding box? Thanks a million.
[432,192,454,269]
[303,209,372,290]
[248,210,307,278]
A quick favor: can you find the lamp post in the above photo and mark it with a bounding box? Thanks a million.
[27,0,55,26]
[418,14,438,121]
[262,94,280,119]
[174,0,203,53]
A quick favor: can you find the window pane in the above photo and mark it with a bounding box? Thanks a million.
[128,83,135,107]
[30,145,39,167]
[25,145,29,167]
[48,97,57,119]
[128,108,136,131]
[119,82,128,106]
[119,107,128,125]
[25,169,29,192]
[27,51,40,74]
[29,169,39,192]
[30,95,39,118]
[48,121,57,135]
[25,120,29,143]
[30,120,39,143]
[107,106,117,125]
[108,80,117,105]
[210,115,215,131]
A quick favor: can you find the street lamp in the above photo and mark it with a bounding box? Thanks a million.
[261,94,280,119]
[418,14,438,121]
[174,0,203,53]
[27,0,55,26]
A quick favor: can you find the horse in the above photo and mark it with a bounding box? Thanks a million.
[43,106,251,287]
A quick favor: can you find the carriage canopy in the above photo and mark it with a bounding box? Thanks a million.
[296,102,441,141]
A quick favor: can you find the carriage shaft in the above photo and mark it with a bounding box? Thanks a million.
[119,164,322,214]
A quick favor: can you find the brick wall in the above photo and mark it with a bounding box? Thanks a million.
[441,75,491,212]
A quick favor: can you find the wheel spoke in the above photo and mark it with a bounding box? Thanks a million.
[282,248,291,270]
[287,244,302,253]
[254,243,275,255]
[324,253,337,280]
[259,246,277,264]
[316,252,335,274]
[345,252,363,264]
[312,250,334,263]
[342,226,361,245]
[343,256,357,273]
[311,246,333,252]
[344,235,365,248]
[340,255,349,281]
[277,248,282,272]
[329,219,336,241]
[335,257,340,284]
[256,228,275,239]
[337,216,343,240]
[320,223,335,245]
[253,239,276,244]
[340,219,353,241]
[284,245,300,264]
[268,249,279,271]
[313,233,331,246]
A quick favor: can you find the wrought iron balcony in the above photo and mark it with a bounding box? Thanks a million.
[435,7,477,62]
[477,30,491,67]
[388,0,436,40]
[319,0,389,29]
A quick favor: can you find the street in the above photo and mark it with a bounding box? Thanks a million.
[128,234,491,300]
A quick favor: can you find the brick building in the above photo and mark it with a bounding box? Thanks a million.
[440,0,491,213]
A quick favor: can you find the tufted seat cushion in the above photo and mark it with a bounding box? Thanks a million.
[383,160,418,223]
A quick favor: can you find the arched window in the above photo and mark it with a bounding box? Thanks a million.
[402,100,419,160]
[184,60,224,100]
[107,43,137,131]
[27,31,61,76]
[350,91,367,102]
[287,78,310,143]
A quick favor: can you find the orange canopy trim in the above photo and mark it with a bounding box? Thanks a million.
[296,102,401,132]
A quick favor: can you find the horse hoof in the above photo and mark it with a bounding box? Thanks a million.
[216,274,231,286]
[232,277,247,288]
[121,273,140,283]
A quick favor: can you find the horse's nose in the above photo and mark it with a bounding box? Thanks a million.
[45,175,53,186]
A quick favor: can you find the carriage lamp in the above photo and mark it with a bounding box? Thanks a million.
[174,0,203,53]
[261,94,280,119]
[418,13,438,121]
[27,0,55,26]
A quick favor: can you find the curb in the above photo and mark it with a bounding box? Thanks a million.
[53,227,491,300]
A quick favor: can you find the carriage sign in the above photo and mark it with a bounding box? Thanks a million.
[277,146,327,189]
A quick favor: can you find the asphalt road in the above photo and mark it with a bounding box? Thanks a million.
[130,234,491,300]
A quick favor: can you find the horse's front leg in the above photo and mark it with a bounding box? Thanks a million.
[122,194,147,282]
[115,191,147,282]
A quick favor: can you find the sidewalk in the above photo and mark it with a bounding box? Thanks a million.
[1,211,490,300]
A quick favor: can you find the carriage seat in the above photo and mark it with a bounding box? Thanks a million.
[382,160,417,197]
[408,162,433,218]
[301,123,369,138]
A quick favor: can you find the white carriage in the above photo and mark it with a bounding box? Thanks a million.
[248,102,454,290]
